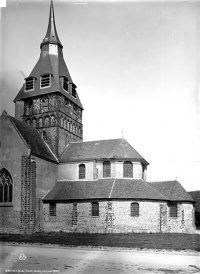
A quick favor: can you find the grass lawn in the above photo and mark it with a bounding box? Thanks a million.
[0,232,200,251]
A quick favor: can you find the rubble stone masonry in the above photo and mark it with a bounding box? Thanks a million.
[43,200,195,234]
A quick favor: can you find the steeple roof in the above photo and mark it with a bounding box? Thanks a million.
[40,0,62,49]
[14,0,83,109]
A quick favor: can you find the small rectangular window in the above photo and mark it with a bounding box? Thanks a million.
[41,75,51,88]
[49,203,56,216]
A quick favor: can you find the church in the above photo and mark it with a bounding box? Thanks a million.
[0,1,195,234]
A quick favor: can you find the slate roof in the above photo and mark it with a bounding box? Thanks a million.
[148,181,194,203]
[9,115,57,163]
[40,0,62,49]
[188,191,200,212]
[59,138,149,164]
[14,1,83,110]
[43,178,168,202]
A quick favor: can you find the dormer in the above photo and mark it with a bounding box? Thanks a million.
[62,76,69,92]
[40,74,52,89]
[72,83,77,98]
[24,77,36,92]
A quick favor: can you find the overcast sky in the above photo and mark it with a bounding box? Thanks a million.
[1,0,200,191]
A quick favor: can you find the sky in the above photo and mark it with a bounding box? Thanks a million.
[1,0,200,191]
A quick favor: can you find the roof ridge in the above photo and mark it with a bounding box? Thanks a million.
[109,178,116,198]
[42,178,58,201]
[59,143,70,160]
[69,138,124,144]
[42,137,59,163]
[56,178,114,183]
[9,115,58,163]
[149,180,178,183]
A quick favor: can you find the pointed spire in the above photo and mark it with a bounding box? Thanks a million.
[40,0,63,49]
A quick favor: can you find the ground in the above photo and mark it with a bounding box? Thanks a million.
[0,232,200,251]
[1,231,200,274]
[1,243,200,274]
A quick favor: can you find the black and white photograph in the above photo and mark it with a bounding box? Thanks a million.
[0,0,200,273]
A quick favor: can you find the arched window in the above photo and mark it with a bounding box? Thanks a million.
[45,116,49,127]
[131,203,139,216]
[92,202,99,216]
[32,118,37,128]
[79,164,85,179]
[39,117,43,127]
[26,119,31,126]
[50,115,55,126]
[123,161,133,178]
[0,168,13,203]
[103,161,111,178]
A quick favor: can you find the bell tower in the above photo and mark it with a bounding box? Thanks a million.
[14,0,83,157]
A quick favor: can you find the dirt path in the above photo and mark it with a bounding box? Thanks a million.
[1,243,200,274]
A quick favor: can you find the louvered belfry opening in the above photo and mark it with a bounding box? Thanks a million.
[25,77,34,91]
[41,74,51,88]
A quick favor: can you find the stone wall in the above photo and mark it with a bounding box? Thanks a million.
[113,201,160,233]
[58,160,145,181]
[22,94,83,157]
[43,200,195,234]
[0,113,30,233]
[0,209,21,233]
[161,202,195,233]
[58,162,94,181]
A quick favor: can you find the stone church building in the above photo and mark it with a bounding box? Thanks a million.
[0,1,195,234]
